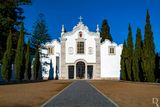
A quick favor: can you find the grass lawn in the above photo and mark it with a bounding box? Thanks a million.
[0,80,72,107]
[90,80,160,107]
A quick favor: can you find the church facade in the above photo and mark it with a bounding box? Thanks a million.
[40,19,123,80]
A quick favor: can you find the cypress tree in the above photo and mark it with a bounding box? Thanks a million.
[133,28,143,81]
[33,48,40,80]
[126,24,134,81]
[2,30,12,81]
[15,23,25,80]
[155,53,160,82]
[143,10,155,82]
[100,19,113,43]
[120,41,128,80]
[24,38,31,80]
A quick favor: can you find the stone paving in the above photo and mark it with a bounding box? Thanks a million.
[43,81,117,107]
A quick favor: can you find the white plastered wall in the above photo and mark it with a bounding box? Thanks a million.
[100,40,123,79]
[40,40,61,79]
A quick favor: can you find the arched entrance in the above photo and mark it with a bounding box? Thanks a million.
[76,61,85,79]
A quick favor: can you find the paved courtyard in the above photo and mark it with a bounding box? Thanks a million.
[42,81,118,107]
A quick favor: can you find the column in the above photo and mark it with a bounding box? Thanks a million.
[85,65,87,79]
[74,65,76,79]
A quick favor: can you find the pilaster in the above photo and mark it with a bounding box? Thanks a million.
[60,38,68,79]
[94,38,101,79]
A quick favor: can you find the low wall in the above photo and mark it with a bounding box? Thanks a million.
[98,77,120,80]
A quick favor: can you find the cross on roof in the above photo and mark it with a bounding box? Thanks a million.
[79,16,83,22]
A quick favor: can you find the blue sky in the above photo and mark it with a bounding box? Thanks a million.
[22,0,160,52]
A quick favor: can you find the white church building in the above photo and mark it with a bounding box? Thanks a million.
[40,18,123,80]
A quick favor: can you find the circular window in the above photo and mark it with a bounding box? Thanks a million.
[68,47,73,54]
[88,47,93,54]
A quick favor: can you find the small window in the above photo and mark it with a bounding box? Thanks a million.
[79,31,82,38]
[109,46,115,55]
[48,47,54,55]
[77,42,84,54]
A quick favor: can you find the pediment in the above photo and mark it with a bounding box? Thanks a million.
[72,22,89,32]
[61,21,100,39]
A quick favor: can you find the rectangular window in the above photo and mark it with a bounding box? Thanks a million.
[48,47,54,55]
[109,46,115,55]
[77,42,84,54]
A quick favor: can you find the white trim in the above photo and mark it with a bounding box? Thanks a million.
[43,39,61,46]
[101,39,123,47]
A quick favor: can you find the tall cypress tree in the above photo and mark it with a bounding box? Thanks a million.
[133,28,143,81]
[155,53,160,82]
[33,48,40,80]
[143,10,155,82]
[126,24,134,81]
[15,23,24,80]
[2,30,12,81]
[100,19,113,43]
[24,38,31,80]
[120,41,128,80]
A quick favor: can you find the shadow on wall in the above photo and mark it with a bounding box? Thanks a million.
[55,66,59,80]
[48,60,54,80]
[38,63,43,80]
[41,61,49,80]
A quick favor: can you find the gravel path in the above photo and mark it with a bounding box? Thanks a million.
[43,81,117,107]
